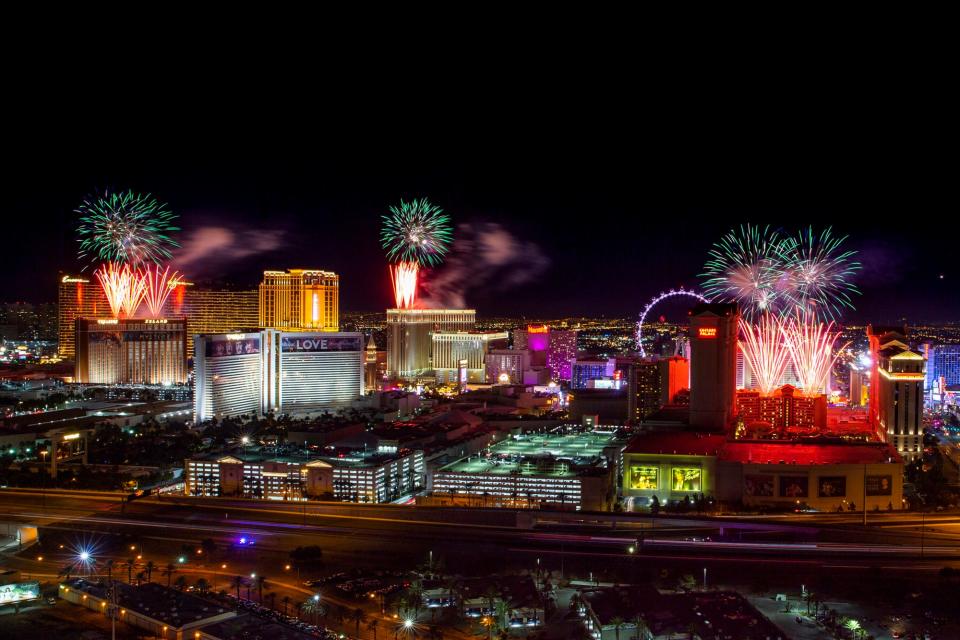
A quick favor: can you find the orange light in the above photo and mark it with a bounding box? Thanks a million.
[698,327,718,338]
[527,324,549,334]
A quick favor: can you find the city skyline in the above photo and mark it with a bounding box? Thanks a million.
[4,151,957,322]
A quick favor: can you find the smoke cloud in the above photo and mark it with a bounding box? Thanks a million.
[173,226,285,274]
[418,222,550,309]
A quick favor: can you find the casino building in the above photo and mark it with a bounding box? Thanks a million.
[194,330,365,421]
[74,317,188,384]
[386,308,475,380]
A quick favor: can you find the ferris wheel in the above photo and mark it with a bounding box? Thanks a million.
[636,288,709,357]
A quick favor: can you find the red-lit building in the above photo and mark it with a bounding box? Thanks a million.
[735,384,827,430]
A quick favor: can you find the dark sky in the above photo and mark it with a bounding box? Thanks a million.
[4,108,956,323]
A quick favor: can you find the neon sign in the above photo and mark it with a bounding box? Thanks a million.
[697,327,718,338]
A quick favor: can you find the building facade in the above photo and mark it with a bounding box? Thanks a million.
[259,269,339,331]
[689,303,739,430]
[74,317,187,384]
[432,331,509,384]
[193,330,364,421]
[734,385,827,430]
[876,345,926,461]
[386,309,475,379]
[168,284,259,356]
[57,274,108,359]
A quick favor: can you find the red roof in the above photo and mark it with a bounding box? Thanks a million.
[719,441,901,465]
[624,432,726,456]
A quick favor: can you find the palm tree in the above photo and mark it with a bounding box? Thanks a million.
[144,560,156,583]
[195,578,210,595]
[174,575,188,591]
[104,559,115,584]
[231,576,244,602]
[135,571,146,586]
[610,616,625,640]
[126,557,136,583]
[483,586,499,619]
[352,607,366,636]
[494,599,510,632]
[367,618,380,640]
[281,595,291,615]
[163,563,176,588]
[256,575,267,602]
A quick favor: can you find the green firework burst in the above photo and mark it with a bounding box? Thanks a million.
[380,198,453,267]
[77,190,179,268]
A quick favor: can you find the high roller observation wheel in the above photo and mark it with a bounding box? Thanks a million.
[636,288,709,357]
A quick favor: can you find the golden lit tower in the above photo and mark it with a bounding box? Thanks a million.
[259,269,339,331]
[57,273,108,359]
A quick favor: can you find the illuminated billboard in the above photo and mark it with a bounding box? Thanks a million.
[671,467,701,492]
[281,336,362,352]
[629,466,659,490]
[865,475,892,496]
[205,335,260,358]
[744,474,774,497]
[697,327,717,338]
[0,581,39,604]
[779,475,809,498]
[817,476,846,498]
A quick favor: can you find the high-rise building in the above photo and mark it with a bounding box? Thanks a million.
[194,330,365,421]
[548,330,577,382]
[735,384,827,429]
[386,309,475,380]
[74,317,188,384]
[57,274,109,359]
[689,303,739,430]
[168,283,259,356]
[870,329,925,461]
[571,358,615,389]
[626,356,690,423]
[486,349,531,384]
[432,331,509,384]
[259,269,339,332]
[927,344,960,393]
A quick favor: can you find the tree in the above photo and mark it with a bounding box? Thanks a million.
[256,575,267,602]
[144,560,156,583]
[163,563,176,588]
[266,592,277,611]
[282,595,291,615]
[289,545,324,572]
[126,557,136,583]
[494,599,510,632]
[231,576,244,602]
[201,538,217,557]
[195,578,210,595]
[352,607,366,636]
[174,575,188,591]
[367,618,380,640]
[104,559,115,584]
[135,571,145,586]
[611,616,625,640]
[650,495,660,515]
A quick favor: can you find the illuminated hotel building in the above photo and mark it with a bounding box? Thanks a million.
[167,284,259,355]
[57,274,108,359]
[432,331,509,384]
[689,303,739,430]
[185,449,423,503]
[548,330,578,382]
[386,309,475,380]
[486,349,530,384]
[627,356,690,423]
[875,339,926,461]
[74,317,188,384]
[259,269,339,331]
[735,384,827,430]
[194,330,364,421]
[364,336,388,391]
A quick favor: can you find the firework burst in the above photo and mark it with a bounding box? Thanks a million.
[700,224,785,320]
[781,309,849,396]
[94,262,144,318]
[738,314,791,395]
[390,261,419,309]
[775,226,861,322]
[381,198,453,267]
[140,264,181,317]
[77,189,180,268]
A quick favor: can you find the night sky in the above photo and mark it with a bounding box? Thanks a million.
[5,124,956,323]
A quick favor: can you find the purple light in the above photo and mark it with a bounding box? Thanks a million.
[239,537,247,544]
